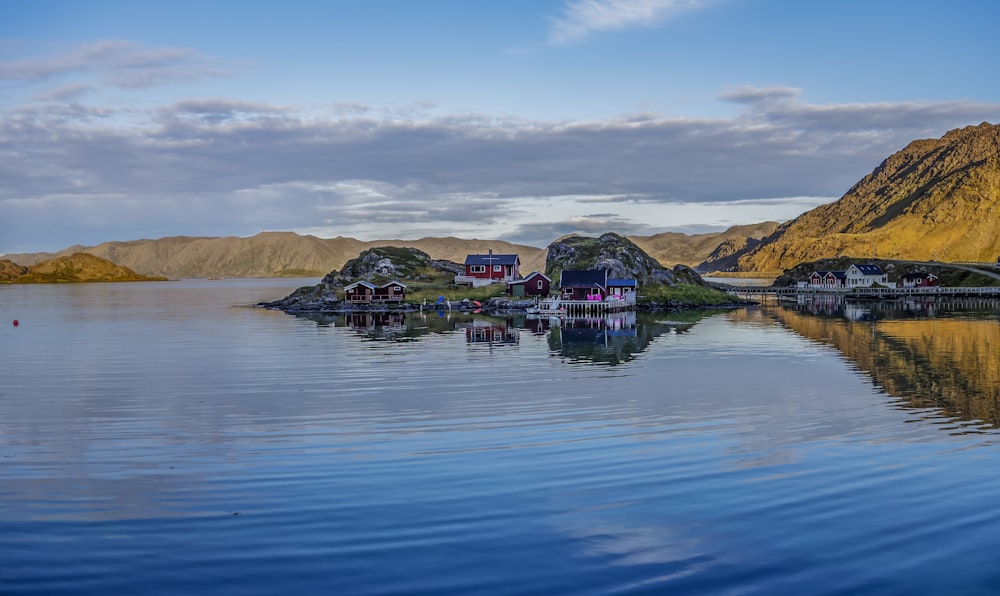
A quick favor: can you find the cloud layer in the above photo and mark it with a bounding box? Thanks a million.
[3,81,997,253]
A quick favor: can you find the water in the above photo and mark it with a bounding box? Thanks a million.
[2,280,1000,594]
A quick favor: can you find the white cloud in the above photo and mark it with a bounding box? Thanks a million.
[550,0,714,45]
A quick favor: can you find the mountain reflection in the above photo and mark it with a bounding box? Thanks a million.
[753,299,1000,429]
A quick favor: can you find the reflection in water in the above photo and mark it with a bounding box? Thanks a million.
[757,298,1000,430]
[296,310,480,342]
[463,318,520,347]
[547,311,706,366]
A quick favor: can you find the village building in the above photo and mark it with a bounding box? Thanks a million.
[343,280,377,303]
[373,280,407,301]
[559,270,608,300]
[902,272,938,288]
[607,279,637,298]
[345,280,407,303]
[455,251,520,287]
[846,264,890,288]
[808,270,847,288]
[506,271,551,297]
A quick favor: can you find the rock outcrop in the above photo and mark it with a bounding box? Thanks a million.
[545,233,707,287]
[262,246,462,312]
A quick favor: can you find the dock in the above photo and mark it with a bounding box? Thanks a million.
[726,285,1000,303]
[533,295,636,317]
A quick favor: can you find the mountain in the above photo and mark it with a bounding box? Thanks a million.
[4,253,166,283]
[630,222,780,269]
[4,232,545,280]
[725,122,1000,273]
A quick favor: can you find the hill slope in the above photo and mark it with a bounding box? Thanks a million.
[7,253,166,283]
[630,222,779,269]
[731,122,1000,272]
[4,233,545,280]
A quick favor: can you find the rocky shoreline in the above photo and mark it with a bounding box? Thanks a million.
[258,294,752,316]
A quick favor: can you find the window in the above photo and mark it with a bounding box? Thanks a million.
[470,265,486,273]
[537,280,544,289]
[493,265,502,272]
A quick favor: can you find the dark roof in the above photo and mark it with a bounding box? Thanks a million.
[465,253,519,266]
[507,271,551,285]
[902,272,936,279]
[607,279,636,287]
[344,281,376,290]
[560,269,607,288]
[853,264,884,275]
[378,280,407,288]
[813,270,846,279]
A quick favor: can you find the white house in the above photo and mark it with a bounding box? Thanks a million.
[845,264,891,288]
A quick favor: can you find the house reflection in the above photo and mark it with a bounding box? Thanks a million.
[548,312,675,366]
[463,318,520,347]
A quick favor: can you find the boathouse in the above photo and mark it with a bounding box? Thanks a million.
[559,269,608,300]
[506,271,551,297]
[344,281,377,303]
[373,280,407,301]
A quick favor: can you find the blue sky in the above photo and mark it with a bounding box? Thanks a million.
[2,0,999,254]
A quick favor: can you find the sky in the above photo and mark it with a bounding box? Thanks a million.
[2,0,999,254]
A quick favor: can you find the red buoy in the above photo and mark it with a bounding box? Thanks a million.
[12,320,18,327]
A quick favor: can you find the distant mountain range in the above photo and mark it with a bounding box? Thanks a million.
[2,226,778,279]
[6,123,997,277]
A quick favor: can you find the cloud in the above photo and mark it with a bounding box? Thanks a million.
[2,88,998,252]
[503,214,662,245]
[0,39,231,89]
[550,0,714,45]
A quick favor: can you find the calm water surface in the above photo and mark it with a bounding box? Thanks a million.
[2,280,1000,594]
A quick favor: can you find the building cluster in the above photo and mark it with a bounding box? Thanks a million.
[455,251,638,302]
[337,249,640,305]
[800,263,938,289]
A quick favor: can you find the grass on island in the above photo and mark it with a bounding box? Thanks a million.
[638,284,735,306]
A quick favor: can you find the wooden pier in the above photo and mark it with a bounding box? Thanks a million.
[535,295,636,317]
[727,285,1000,302]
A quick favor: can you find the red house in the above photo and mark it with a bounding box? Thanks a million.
[902,272,938,288]
[808,270,846,288]
[559,270,608,300]
[373,280,407,301]
[506,271,551,297]
[455,251,521,287]
[344,281,377,303]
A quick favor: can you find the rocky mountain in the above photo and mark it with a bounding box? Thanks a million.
[544,233,709,287]
[726,122,1000,273]
[2,253,166,284]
